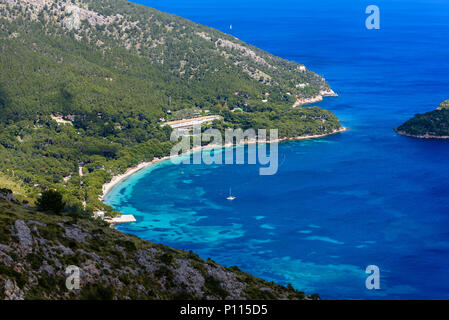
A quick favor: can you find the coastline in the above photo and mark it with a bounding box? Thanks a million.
[394,128,449,139]
[292,89,339,108]
[101,127,348,200]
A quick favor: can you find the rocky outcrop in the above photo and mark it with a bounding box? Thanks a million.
[14,220,33,256]
[3,279,25,300]
[437,99,449,110]
[293,89,338,107]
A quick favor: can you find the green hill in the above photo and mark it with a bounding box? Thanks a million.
[0,0,335,122]
[396,99,449,138]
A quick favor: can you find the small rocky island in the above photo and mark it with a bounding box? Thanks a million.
[395,99,449,138]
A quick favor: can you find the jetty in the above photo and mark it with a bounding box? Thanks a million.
[105,215,137,224]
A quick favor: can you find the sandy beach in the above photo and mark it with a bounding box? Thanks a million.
[100,127,348,199]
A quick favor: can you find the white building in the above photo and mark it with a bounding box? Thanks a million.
[161,115,222,130]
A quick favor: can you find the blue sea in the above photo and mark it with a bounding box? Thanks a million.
[105,0,449,299]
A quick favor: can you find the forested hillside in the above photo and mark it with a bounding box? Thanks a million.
[0,0,341,214]
[396,99,449,138]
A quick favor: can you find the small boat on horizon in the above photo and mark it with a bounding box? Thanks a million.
[227,188,236,201]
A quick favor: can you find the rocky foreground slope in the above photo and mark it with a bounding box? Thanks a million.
[0,197,317,300]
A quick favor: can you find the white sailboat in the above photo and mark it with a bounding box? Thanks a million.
[227,188,236,201]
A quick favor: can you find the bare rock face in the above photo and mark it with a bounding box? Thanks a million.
[3,279,25,300]
[63,225,90,244]
[14,220,33,256]
[173,259,206,297]
[63,4,115,30]
[63,6,82,31]
[206,264,245,299]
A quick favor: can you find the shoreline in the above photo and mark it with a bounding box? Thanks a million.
[292,89,339,108]
[395,129,449,139]
[100,127,348,200]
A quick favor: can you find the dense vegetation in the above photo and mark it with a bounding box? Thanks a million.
[36,190,65,214]
[396,99,449,138]
[0,198,317,300]
[222,106,341,137]
[0,0,341,214]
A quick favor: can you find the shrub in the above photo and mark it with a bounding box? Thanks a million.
[36,190,64,214]
[81,283,114,300]
[204,276,229,299]
[160,253,173,266]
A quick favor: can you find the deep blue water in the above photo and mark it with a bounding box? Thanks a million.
[105,0,449,299]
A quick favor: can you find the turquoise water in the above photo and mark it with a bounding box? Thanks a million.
[105,0,449,299]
